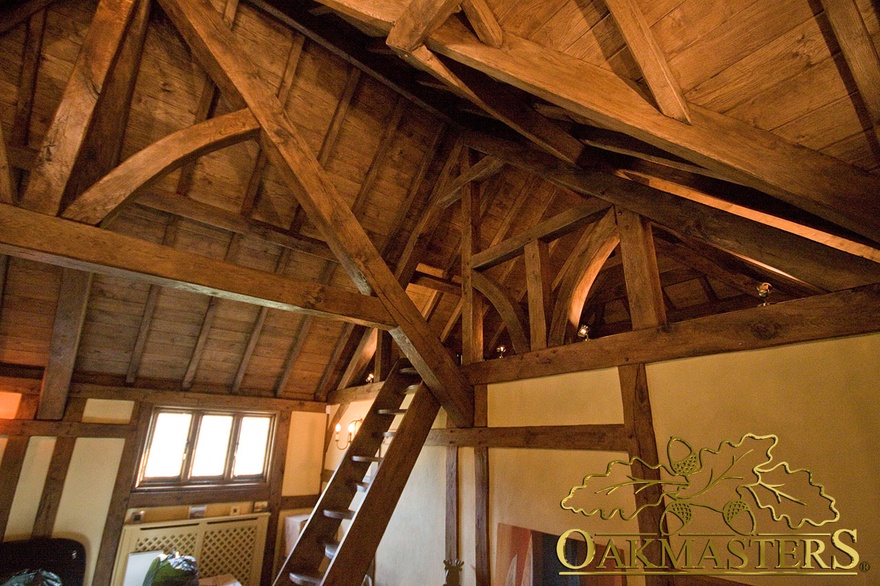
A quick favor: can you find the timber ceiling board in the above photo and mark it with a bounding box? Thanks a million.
[0,0,878,407]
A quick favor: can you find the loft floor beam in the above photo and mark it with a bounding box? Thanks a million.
[464,283,880,385]
[0,204,393,329]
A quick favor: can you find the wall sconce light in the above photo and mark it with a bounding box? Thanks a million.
[577,324,590,340]
[365,372,375,384]
[756,282,773,306]
[495,345,508,358]
[334,418,362,450]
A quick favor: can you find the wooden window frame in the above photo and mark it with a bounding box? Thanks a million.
[135,406,276,492]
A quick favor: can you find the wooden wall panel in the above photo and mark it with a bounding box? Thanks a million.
[823,130,880,172]
[775,93,867,151]
[726,54,852,132]
[530,0,608,55]
[665,0,816,91]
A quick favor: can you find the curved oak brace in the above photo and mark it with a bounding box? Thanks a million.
[62,108,259,224]
[549,210,619,346]
[472,270,529,354]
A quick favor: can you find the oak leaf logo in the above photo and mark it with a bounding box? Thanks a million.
[560,434,839,534]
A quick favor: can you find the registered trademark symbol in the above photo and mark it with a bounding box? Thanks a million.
[860,561,871,572]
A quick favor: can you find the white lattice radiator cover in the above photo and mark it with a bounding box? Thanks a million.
[111,514,269,586]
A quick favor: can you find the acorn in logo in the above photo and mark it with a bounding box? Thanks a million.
[722,499,756,535]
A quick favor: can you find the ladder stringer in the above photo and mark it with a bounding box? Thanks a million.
[275,359,439,586]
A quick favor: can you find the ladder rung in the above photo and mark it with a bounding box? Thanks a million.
[290,572,322,585]
[323,508,355,520]
[382,431,396,437]
[377,408,407,415]
[324,540,339,559]
[403,383,420,394]
[399,367,419,375]
[356,480,370,492]
[351,455,382,463]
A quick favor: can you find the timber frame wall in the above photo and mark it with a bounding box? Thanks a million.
[0,383,322,585]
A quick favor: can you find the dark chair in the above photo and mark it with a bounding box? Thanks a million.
[0,538,86,586]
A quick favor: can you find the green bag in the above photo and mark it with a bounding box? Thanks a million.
[142,553,198,586]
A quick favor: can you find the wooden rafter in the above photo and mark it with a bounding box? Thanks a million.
[435,153,505,208]
[331,124,452,391]
[464,133,880,291]
[36,269,93,420]
[335,328,377,391]
[403,45,585,164]
[19,0,140,216]
[818,0,880,131]
[460,0,502,48]
[653,237,766,299]
[316,322,357,401]
[127,218,180,385]
[240,33,305,219]
[385,0,461,53]
[62,0,150,206]
[310,0,880,242]
[10,9,46,158]
[0,0,57,35]
[176,0,241,197]
[0,125,14,204]
[471,200,611,270]
[0,204,394,329]
[604,0,690,123]
[288,65,362,233]
[283,94,407,398]
[160,0,473,425]
[136,190,336,261]
[232,248,292,394]
[182,234,241,390]
[614,162,880,264]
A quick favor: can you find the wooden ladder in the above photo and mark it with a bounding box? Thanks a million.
[274,359,440,586]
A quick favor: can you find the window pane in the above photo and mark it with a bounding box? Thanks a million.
[233,416,271,477]
[143,412,192,479]
[191,415,233,477]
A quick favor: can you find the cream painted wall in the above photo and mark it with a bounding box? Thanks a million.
[53,438,125,586]
[283,410,328,496]
[376,333,879,586]
[484,368,642,586]
[5,436,55,540]
[646,333,880,586]
[376,445,447,585]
